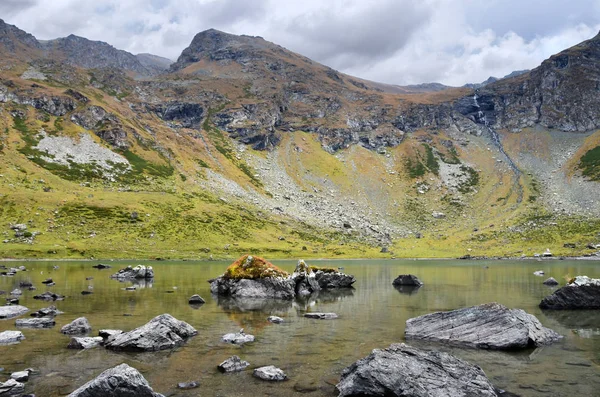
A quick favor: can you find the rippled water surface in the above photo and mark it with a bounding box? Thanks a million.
[1,259,599,396]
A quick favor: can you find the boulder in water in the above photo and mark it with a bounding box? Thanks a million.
[222,330,255,345]
[66,363,164,397]
[110,265,154,279]
[405,302,561,349]
[188,294,205,304]
[104,314,197,351]
[543,277,559,286]
[0,330,25,345]
[16,318,55,328]
[392,274,423,286]
[61,317,92,335]
[336,343,498,397]
[0,379,25,396]
[253,366,287,381]
[540,275,600,309]
[218,355,250,372]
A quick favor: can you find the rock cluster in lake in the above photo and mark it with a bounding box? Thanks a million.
[110,265,154,279]
[104,314,197,351]
[405,302,561,349]
[67,363,164,397]
[336,343,498,397]
[540,275,600,309]
[209,255,355,300]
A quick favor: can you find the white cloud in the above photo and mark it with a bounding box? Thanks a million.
[2,0,600,85]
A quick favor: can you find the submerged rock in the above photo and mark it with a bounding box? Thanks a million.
[253,366,287,381]
[218,355,250,372]
[0,305,28,319]
[540,275,600,309]
[543,277,559,286]
[336,343,498,397]
[67,363,164,397]
[0,330,25,345]
[104,314,197,351]
[61,317,92,335]
[110,265,154,279]
[67,337,103,349]
[33,291,65,301]
[405,302,561,349]
[210,255,295,299]
[16,318,55,328]
[0,379,25,396]
[92,264,111,269]
[304,312,338,320]
[222,330,255,345]
[392,274,423,286]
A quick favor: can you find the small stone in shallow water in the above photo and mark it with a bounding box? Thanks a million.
[267,315,284,323]
[543,277,559,286]
[304,313,338,320]
[222,331,255,345]
[218,355,250,372]
[188,294,205,304]
[177,381,200,389]
[253,366,287,381]
[60,317,92,335]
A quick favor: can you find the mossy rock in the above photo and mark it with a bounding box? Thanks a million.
[223,254,289,280]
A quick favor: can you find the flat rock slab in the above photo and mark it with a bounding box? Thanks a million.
[304,313,338,320]
[253,366,287,381]
[222,332,255,345]
[0,379,25,396]
[110,265,154,279]
[67,363,164,397]
[0,305,29,320]
[336,343,498,397]
[61,317,92,335]
[540,276,600,309]
[405,302,561,350]
[392,274,423,286]
[104,314,197,351]
[218,355,250,372]
[0,331,25,345]
[16,318,55,328]
[68,337,103,349]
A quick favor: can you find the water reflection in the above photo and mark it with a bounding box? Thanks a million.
[394,285,422,295]
[111,277,154,289]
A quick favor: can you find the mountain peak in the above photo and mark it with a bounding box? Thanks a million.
[170,28,273,71]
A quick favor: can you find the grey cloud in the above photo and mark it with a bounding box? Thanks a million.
[200,0,269,26]
[283,0,432,70]
[0,0,38,17]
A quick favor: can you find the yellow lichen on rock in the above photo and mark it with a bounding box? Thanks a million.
[223,254,289,280]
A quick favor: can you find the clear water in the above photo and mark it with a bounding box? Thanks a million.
[0,259,599,396]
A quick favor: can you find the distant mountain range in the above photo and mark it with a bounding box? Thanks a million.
[0,18,599,259]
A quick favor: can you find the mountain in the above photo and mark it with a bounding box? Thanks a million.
[0,23,599,260]
[463,70,529,89]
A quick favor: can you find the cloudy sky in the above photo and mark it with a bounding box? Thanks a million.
[2,0,600,86]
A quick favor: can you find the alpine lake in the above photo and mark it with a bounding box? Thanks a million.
[0,259,599,397]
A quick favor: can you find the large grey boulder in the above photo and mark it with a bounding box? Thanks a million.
[253,366,287,381]
[336,343,498,397]
[540,276,600,309]
[61,317,92,335]
[104,314,197,351]
[0,379,25,396]
[67,363,164,397]
[314,270,356,289]
[110,265,154,279]
[0,330,25,345]
[210,277,295,299]
[405,303,561,350]
[16,317,55,328]
[0,305,28,319]
[218,355,250,372]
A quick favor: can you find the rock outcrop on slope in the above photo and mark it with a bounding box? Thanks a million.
[104,314,197,351]
[540,276,600,309]
[336,343,498,397]
[405,302,561,349]
[67,363,164,397]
